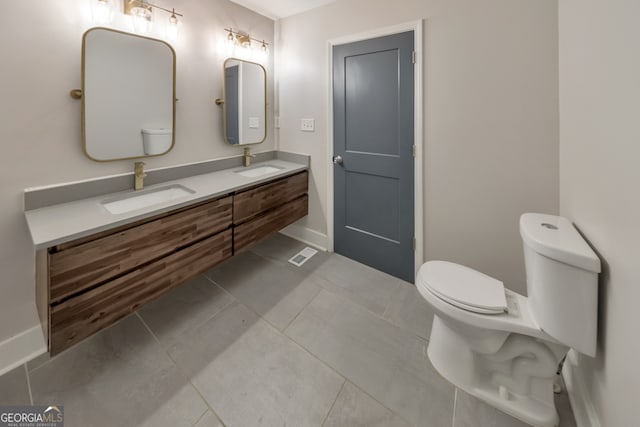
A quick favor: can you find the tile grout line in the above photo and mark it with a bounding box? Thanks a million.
[248,238,414,315]
[380,280,403,319]
[451,387,458,427]
[379,283,433,343]
[241,296,338,379]
[281,289,414,426]
[173,275,238,334]
[205,251,321,334]
[202,275,236,301]
[135,310,234,427]
[299,286,428,346]
[190,411,207,427]
[135,310,225,426]
[202,259,355,422]
[204,240,431,426]
[346,379,416,427]
[281,283,323,332]
[303,266,422,338]
[250,242,422,341]
[320,379,346,427]
[202,271,294,334]
[24,364,33,405]
[206,247,433,426]
[254,303,349,390]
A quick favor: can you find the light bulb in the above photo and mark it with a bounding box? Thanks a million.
[225,31,236,57]
[238,43,251,60]
[256,41,269,63]
[132,7,152,34]
[167,11,179,41]
[93,0,112,24]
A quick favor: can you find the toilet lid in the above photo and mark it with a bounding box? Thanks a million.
[418,261,507,314]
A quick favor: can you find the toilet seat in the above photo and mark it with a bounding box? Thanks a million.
[419,261,507,314]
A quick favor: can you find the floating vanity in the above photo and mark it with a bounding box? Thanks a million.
[28,26,296,355]
[24,157,308,355]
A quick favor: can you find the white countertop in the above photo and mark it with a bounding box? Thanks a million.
[24,159,307,250]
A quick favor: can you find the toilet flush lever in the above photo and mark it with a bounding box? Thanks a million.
[333,155,343,165]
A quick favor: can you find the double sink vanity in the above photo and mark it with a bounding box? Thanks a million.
[25,158,309,355]
[22,27,305,356]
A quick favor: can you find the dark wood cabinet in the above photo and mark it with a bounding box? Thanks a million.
[36,170,308,355]
[233,171,308,224]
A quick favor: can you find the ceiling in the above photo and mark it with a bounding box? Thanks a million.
[228,0,338,20]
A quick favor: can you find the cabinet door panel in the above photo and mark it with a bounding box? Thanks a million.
[50,229,232,354]
[49,196,232,302]
[234,195,308,253]
[233,171,308,224]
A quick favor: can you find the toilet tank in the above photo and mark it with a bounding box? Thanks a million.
[520,213,600,357]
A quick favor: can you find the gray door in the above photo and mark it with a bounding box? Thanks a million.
[333,31,415,283]
[225,65,240,144]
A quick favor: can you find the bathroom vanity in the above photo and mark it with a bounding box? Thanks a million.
[25,159,308,355]
[24,27,303,356]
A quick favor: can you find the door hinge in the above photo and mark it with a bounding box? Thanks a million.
[413,145,416,157]
[411,51,416,64]
[413,238,416,251]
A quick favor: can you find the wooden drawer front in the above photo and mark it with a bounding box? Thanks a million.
[49,196,232,302]
[50,229,232,355]
[235,194,308,253]
[233,171,308,224]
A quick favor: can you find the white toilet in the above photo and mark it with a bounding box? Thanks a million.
[416,213,600,427]
[141,128,173,155]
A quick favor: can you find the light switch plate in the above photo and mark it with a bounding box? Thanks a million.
[300,118,315,132]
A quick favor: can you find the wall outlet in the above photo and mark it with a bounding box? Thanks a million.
[300,118,315,132]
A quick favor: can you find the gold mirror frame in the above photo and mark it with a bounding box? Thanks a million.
[78,27,177,162]
[219,58,267,146]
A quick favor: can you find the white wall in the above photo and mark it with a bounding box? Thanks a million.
[559,0,640,425]
[241,62,266,143]
[0,0,273,353]
[276,0,559,292]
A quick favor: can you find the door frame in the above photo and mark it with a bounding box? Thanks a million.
[326,20,424,278]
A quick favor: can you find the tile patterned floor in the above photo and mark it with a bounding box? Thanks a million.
[0,234,577,427]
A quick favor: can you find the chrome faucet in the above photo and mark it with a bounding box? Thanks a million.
[243,147,256,167]
[134,162,146,190]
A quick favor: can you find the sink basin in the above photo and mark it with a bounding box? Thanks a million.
[102,184,195,215]
[234,165,283,178]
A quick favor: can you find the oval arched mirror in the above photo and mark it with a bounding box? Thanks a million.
[219,58,266,145]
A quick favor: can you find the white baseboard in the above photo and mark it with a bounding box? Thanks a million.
[0,325,46,376]
[280,224,329,251]
[562,350,601,427]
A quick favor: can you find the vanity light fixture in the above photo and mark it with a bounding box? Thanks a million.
[223,28,270,61]
[123,0,183,38]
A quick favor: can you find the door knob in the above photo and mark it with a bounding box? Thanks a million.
[333,155,343,165]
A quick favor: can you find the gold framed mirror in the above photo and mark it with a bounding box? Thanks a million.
[80,27,176,162]
[219,58,267,146]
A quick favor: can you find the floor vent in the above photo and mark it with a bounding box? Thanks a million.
[288,247,318,267]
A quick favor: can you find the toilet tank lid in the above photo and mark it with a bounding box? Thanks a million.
[141,128,172,135]
[520,213,601,273]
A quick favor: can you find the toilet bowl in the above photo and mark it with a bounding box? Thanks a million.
[416,213,600,427]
